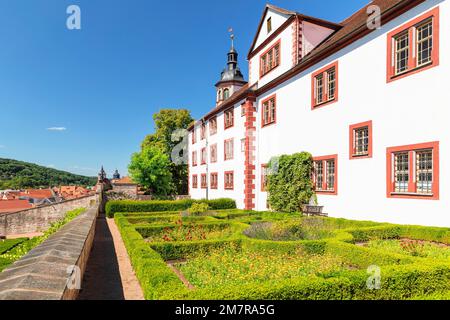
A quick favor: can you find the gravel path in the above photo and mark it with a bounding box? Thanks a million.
[106,217,144,300]
[77,214,144,300]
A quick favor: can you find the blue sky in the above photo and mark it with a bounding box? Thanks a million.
[0,0,368,178]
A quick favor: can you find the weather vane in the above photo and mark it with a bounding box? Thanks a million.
[228,27,234,48]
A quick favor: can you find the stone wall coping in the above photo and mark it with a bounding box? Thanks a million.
[0,206,98,300]
[0,194,98,217]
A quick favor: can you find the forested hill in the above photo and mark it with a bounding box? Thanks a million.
[0,158,97,189]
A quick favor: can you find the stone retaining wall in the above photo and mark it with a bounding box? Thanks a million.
[0,206,98,300]
[0,194,99,237]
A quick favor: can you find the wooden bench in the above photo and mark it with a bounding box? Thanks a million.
[301,205,328,217]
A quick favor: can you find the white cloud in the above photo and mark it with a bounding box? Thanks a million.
[71,165,97,172]
[46,127,67,131]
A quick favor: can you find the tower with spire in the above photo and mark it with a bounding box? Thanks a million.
[97,166,107,183]
[215,29,247,105]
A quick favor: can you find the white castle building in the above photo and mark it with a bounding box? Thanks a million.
[188,0,449,227]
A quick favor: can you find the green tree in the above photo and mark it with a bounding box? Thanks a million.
[128,145,174,196]
[0,158,97,189]
[267,152,315,213]
[140,109,194,195]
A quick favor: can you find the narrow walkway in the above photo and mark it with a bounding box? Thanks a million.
[77,214,144,300]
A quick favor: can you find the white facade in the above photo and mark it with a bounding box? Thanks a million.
[189,0,450,227]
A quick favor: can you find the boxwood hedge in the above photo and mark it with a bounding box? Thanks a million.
[106,198,236,218]
[115,210,450,300]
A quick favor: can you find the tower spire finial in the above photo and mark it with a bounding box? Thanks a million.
[228,27,234,49]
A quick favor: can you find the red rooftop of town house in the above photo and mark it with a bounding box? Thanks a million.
[19,189,54,199]
[0,200,33,214]
[111,176,135,185]
[54,186,91,200]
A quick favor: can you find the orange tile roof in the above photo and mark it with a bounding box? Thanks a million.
[0,200,33,214]
[112,176,136,185]
[20,189,53,199]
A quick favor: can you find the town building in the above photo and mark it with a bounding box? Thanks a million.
[111,175,138,198]
[188,0,449,227]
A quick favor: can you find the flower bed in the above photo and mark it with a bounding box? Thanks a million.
[113,204,450,300]
[178,244,353,290]
[142,221,235,242]
[365,239,450,259]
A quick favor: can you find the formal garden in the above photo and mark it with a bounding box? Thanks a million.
[107,199,450,300]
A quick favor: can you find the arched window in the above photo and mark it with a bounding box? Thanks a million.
[217,89,223,101]
[223,88,230,100]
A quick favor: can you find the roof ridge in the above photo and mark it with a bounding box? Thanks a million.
[340,0,373,24]
[266,4,296,16]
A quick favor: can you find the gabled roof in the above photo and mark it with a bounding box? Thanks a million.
[247,4,341,57]
[306,0,405,59]
[191,0,425,129]
[255,0,424,95]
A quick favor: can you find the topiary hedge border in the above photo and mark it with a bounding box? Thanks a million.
[115,211,450,300]
[106,198,236,218]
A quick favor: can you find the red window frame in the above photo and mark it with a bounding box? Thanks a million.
[224,108,234,129]
[210,172,218,190]
[241,103,246,117]
[201,174,207,189]
[224,138,234,161]
[200,147,207,165]
[191,130,197,144]
[240,138,246,153]
[210,144,217,163]
[260,39,281,79]
[386,7,440,83]
[261,94,276,127]
[224,171,234,190]
[386,141,439,200]
[311,61,339,109]
[209,116,217,135]
[349,121,373,160]
[312,155,338,195]
[192,151,198,167]
[200,123,206,140]
[192,174,198,189]
[261,164,268,192]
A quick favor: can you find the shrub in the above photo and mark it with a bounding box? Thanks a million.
[397,225,450,244]
[267,152,314,213]
[349,226,401,243]
[243,218,335,241]
[106,198,236,217]
[115,210,450,301]
[187,203,209,215]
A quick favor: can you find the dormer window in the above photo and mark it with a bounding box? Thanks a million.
[267,17,272,33]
